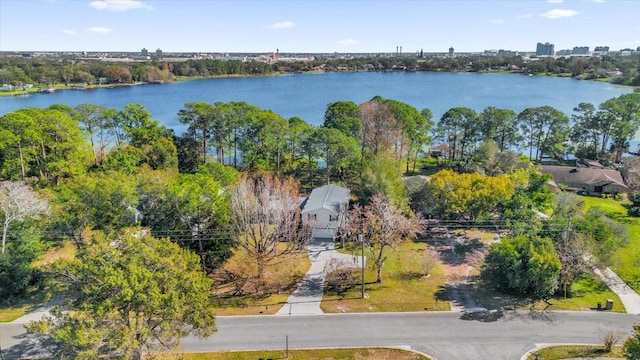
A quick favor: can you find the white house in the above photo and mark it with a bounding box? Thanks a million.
[301,184,350,239]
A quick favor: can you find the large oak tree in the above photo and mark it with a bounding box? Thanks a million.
[28,230,216,360]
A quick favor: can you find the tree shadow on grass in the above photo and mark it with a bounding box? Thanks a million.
[396,270,427,281]
[454,238,485,255]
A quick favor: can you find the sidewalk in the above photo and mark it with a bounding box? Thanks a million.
[276,237,364,315]
[593,267,640,315]
[10,296,65,324]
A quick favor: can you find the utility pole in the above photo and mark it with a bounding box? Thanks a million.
[358,234,365,298]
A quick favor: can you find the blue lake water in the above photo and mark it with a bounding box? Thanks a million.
[0,71,632,136]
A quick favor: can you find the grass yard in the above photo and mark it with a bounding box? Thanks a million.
[526,345,623,359]
[210,247,311,316]
[161,348,431,360]
[545,273,625,312]
[0,290,50,322]
[32,241,76,267]
[581,196,640,293]
[321,241,449,313]
[470,270,625,313]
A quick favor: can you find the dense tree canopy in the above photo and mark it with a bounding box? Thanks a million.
[424,169,514,222]
[482,234,561,302]
[2,54,639,88]
[2,91,639,313]
[28,230,216,360]
[518,105,570,162]
[0,106,92,184]
[436,107,480,162]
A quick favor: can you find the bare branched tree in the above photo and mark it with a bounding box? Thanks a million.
[0,181,49,255]
[230,174,311,282]
[344,194,425,283]
[556,232,590,299]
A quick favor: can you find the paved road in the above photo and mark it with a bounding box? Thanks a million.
[2,311,638,359]
[181,311,638,360]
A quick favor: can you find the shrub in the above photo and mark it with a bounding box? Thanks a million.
[623,323,640,359]
[325,259,355,295]
[627,192,640,217]
[601,328,624,352]
[0,238,45,303]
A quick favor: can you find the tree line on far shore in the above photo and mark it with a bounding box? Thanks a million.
[1,53,639,87]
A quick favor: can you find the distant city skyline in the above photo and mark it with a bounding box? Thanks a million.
[1,0,639,53]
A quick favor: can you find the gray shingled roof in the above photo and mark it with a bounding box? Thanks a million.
[539,165,627,188]
[301,184,350,213]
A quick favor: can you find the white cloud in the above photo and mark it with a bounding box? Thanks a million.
[540,9,579,19]
[270,21,295,29]
[337,38,358,46]
[86,27,113,34]
[62,29,77,36]
[490,19,504,24]
[89,0,152,11]
[548,0,564,3]
[516,14,534,18]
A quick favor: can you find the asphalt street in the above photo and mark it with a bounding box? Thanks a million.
[181,311,638,360]
[178,312,640,360]
[2,310,638,359]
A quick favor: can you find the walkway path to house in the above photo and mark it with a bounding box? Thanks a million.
[276,237,364,316]
[594,267,640,314]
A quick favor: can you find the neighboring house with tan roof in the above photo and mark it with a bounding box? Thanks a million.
[539,165,629,195]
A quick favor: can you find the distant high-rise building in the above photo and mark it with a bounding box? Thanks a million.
[141,48,148,56]
[155,48,163,58]
[637,46,640,52]
[594,46,610,52]
[449,47,454,58]
[536,42,554,56]
[572,46,589,55]
[497,49,517,58]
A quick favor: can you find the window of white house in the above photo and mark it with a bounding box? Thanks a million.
[307,214,317,221]
[329,215,338,222]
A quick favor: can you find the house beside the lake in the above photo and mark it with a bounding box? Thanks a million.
[301,184,350,239]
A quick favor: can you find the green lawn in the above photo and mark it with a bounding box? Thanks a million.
[469,270,624,313]
[0,289,51,322]
[547,273,625,312]
[161,348,431,360]
[322,241,449,313]
[210,248,311,316]
[581,196,640,293]
[526,345,623,359]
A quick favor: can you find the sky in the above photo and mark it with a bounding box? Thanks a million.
[1,0,639,54]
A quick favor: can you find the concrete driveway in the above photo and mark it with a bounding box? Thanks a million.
[276,237,364,315]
